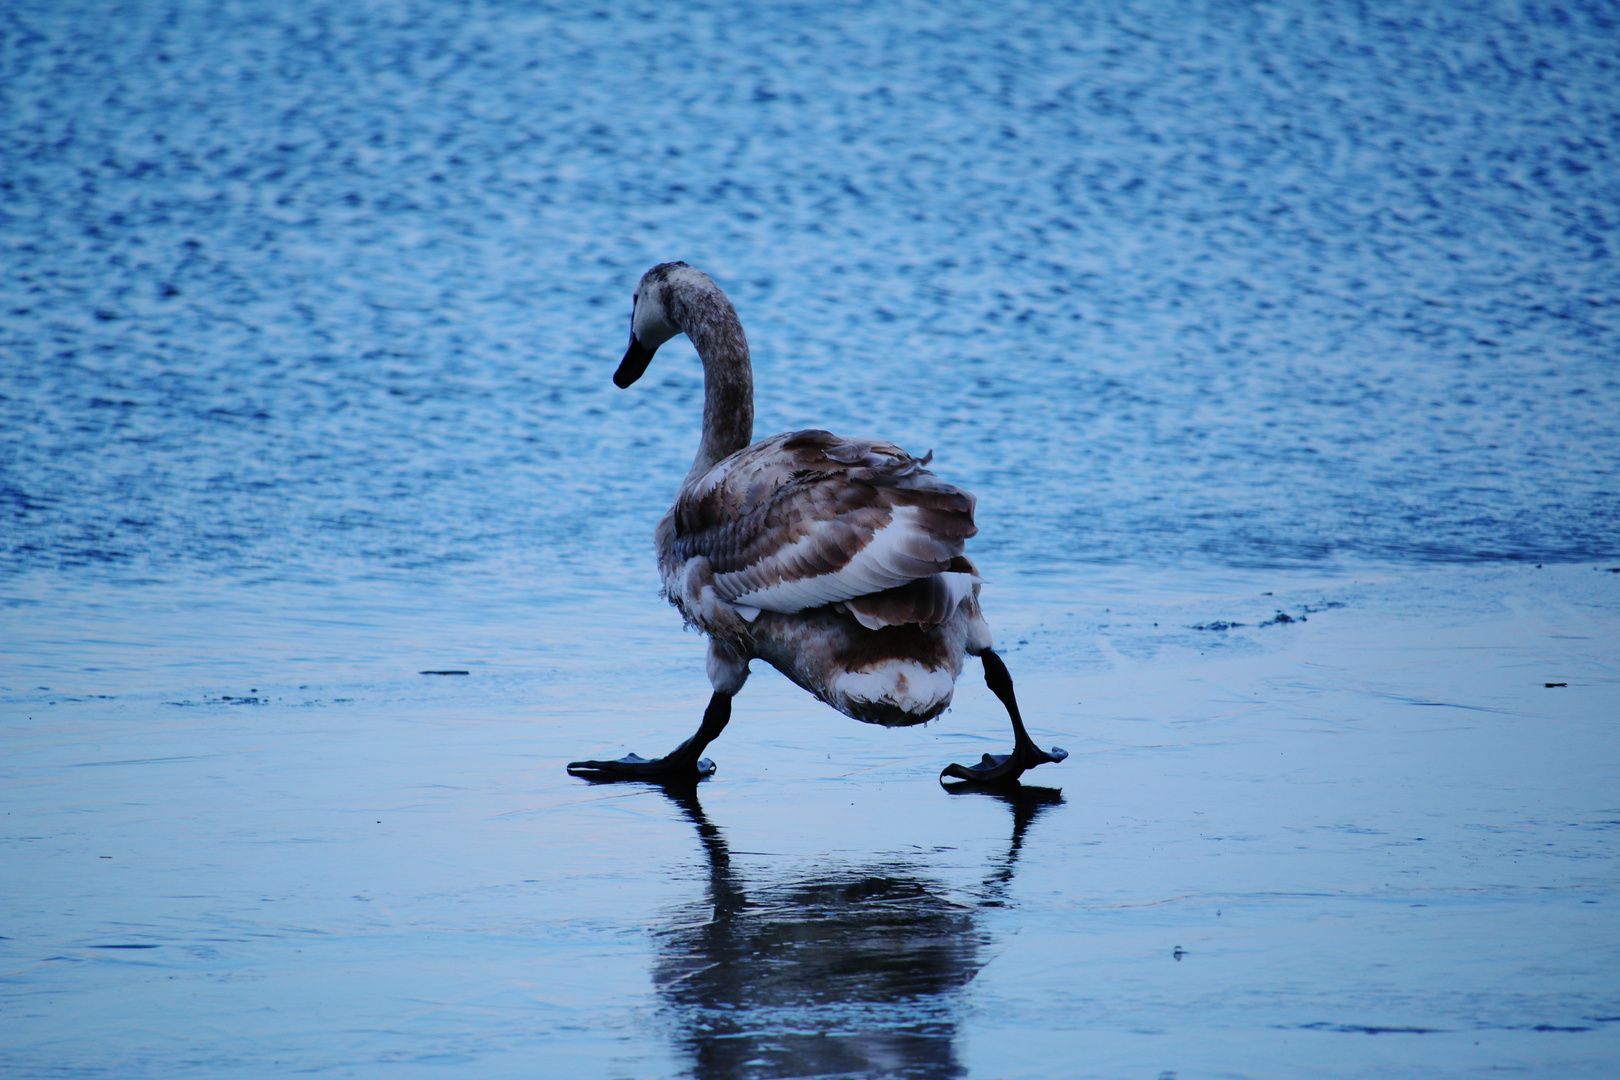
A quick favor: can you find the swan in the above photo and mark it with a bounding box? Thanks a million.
[567,262,1067,786]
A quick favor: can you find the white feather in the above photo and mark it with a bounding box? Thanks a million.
[723,505,934,614]
[836,660,956,716]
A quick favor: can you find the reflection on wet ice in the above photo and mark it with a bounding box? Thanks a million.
[650,784,1062,1079]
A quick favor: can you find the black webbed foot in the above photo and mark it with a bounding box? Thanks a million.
[940,649,1067,788]
[567,752,717,781]
[567,692,732,783]
[939,743,1068,786]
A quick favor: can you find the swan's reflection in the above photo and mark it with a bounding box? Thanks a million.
[651,785,1062,1079]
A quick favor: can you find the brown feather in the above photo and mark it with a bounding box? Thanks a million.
[662,429,978,621]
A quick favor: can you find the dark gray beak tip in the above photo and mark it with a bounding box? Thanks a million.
[614,333,656,388]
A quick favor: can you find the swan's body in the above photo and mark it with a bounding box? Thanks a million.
[662,428,987,725]
[568,263,1065,786]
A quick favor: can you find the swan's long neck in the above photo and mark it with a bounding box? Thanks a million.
[670,283,754,480]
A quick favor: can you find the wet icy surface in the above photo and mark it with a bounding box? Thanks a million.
[3,1,1619,1077]
[7,564,1620,1078]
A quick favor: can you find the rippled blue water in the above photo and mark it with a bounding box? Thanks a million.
[3,0,1616,591]
[4,4,1619,1079]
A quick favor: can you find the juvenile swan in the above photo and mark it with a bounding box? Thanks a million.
[567,263,1066,786]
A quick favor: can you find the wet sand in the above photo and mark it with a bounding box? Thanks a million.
[5,562,1616,1078]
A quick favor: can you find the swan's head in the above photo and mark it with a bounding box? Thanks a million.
[615,261,712,388]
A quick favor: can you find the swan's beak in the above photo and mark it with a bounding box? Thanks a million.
[614,332,657,388]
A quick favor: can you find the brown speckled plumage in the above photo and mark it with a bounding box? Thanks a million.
[662,430,976,614]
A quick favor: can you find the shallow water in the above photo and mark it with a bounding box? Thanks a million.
[3,2,1619,1078]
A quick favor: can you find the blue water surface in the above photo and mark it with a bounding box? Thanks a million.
[2,0,1616,591]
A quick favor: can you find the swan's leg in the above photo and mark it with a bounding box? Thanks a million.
[570,639,749,782]
[941,650,1068,786]
[567,692,733,780]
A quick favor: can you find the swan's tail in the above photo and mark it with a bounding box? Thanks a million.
[833,659,955,727]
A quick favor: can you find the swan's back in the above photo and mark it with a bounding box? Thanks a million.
[661,429,978,620]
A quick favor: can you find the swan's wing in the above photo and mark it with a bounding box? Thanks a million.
[841,568,981,631]
[668,429,977,616]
